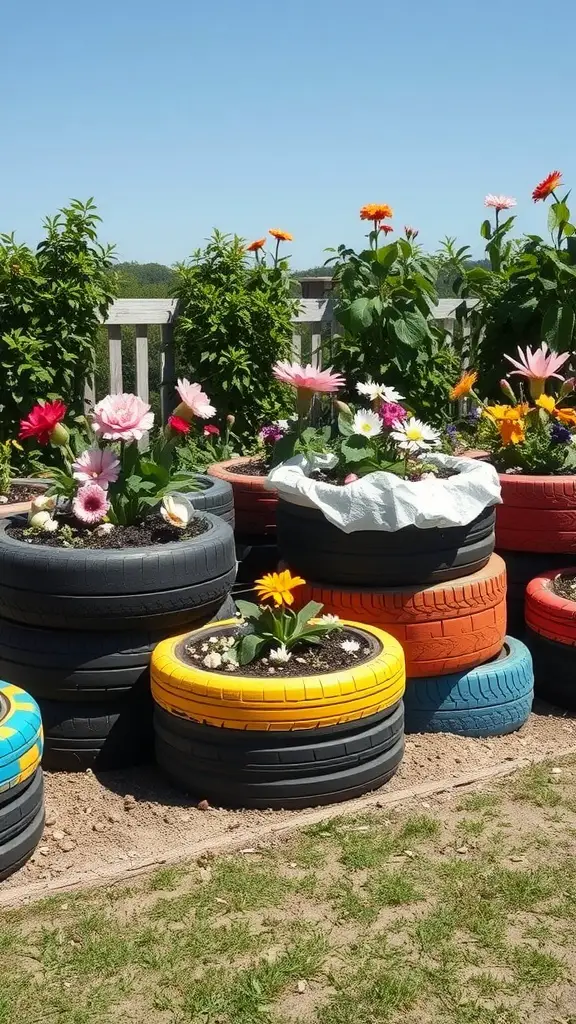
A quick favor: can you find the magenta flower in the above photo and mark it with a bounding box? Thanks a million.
[72,448,120,489]
[175,379,217,420]
[484,194,517,211]
[504,343,570,399]
[73,483,110,525]
[379,402,407,428]
[259,424,285,444]
[273,361,345,394]
[92,394,154,442]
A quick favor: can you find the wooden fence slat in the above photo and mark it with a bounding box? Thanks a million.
[311,332,321,370]
[291,333,302,361]
[160,322,176,423]
[84,375,96,414]
[108,325,123,393]
[135,325,149,404]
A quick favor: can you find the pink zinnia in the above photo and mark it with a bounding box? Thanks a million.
[273,362,345,394]
[92,393,154,442]
[168,415,190,436]
[484,194,517,211]
[504,342,570,400]
[73,483,109,525]
[72,449,120,489]
[203,424,220,436]
[175,379,217,420]
[379,402,407,428]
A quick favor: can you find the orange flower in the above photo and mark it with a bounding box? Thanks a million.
[379,224,394,235]
[532,171,563,202]
[269,229,293,242]
[450,370,478,401]
[555,407,576,426]
[498,418,525,445]
[360,203,393,222]
[246,237,266,252]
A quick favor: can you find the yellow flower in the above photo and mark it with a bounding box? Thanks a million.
[484,404,528,422]
[450,370,478,401]
[536,394,556,413]
[498,419,526,445]
[254,569,306,607]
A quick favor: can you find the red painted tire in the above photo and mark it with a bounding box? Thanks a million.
[496,475,576,552]
[207,458,277,537]
[298,554,507,677]
[525,569,576,645]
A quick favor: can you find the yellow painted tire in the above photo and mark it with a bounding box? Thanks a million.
[0,682,43,794]
[151,619,406,730]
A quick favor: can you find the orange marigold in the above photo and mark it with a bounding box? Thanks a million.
[360,203,393,222]
[498,418,525,445]
[269,229,293,242]
[450,370,478,401]
[555,407,576,426]
[532,170,563,202]
[246,237,266,252]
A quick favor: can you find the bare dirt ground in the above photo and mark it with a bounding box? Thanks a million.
[3,702,576,905]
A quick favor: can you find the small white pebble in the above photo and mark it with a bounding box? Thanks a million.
[268,667,276,674]
[297,980,307,994]
[456,845,469,855]
[551,767,562,776]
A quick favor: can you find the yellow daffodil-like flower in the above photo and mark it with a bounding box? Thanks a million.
[450,370,478,401]
[254,570,306,607]
[484,403,529,422]
[536,394,556,413]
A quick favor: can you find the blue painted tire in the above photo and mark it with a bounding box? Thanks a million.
[404,637,534,738]
[0,682,43,795]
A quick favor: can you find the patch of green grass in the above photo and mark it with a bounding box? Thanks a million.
[396,813,441,845]
[457,792,502,812]
[508,944,566,987]
[457,817,487,838]
[450,1002,521,1024]
[318,948,425,1024]
[148,864,187,890]
[512,764,563,808]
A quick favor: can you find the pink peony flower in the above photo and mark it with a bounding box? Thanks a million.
[484,194,517,211]
[92,394,154,442]
[72,449,120,489]
[379,401,407,428]
[73,483,110,524]
[175,379,217,420]
[273,362,345,394]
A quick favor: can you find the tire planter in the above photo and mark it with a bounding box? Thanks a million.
[403,637,534,737]
[496,475,576,553]
[0,768,44,881]
[276,500,495,586]
[208,458,277,537]
[298,554,507,677]
[151,619,405,731]
[0,515,237,771]
[0,478,48,520]
[525,569,576,644]
[0,682,43,794]
[525,629,576,710]
[188,474,234,527]
[496,550,568,637]
[154,702,404,809]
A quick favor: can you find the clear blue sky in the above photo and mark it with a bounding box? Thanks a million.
[2,0,574,269]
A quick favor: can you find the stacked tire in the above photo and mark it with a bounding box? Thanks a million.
[0,514,237,771]
[525,570,576,709]
[0,682,45,880]
[281,502,534,738]
[151,619,406,809]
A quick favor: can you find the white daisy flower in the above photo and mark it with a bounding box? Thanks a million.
[390,416,441,454]
[202,651,222,669]
[269,643,292,664]
[352,409,382,438]
[340,639,360,654]
[319,614,340,624]
[356,381,404,403]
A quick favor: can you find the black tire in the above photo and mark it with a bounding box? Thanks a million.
[235,537,280,586]
[0,595,237,701]
[525,628,576,710]
[188,475,234,527]
[0,807,45,881]
[154,703,404,809]
[39,696,154,771]
[497,550,568,637]
[276,501,495,586]
[0,513,236,629]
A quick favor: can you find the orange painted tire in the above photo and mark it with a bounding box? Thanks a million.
[525,569,576,645]
[208,457,277,536]
[497,475,576,553]
[297,554,507,677]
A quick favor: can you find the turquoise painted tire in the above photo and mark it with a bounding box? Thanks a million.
[0,682,43,794]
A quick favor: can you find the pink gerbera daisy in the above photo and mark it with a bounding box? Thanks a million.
[175,379,217,421]
[73,483,110,525]
[272,362,345,394]
[72,449,120,489]
[484,194,517,211]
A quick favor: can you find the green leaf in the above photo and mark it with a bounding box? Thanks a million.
[480,219,492,240]
[548,201,570,232]
[558,305,575,347]
[271,432,296,467]
[236,633,266,666]
[541,303,562,344]
[392,309,428,347]
[235,600,261,620]
[341,436,374,464]
[296,601,323,629]
[348,297,373,330]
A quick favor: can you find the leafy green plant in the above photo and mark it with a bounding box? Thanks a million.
[177,418,244,472]
[173,231,299,441]
[0,199,116,443]
[326,221,458,423]
[0,440,21,495]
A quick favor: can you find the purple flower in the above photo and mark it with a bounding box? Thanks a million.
[379,402,407,428]
[467,406,482,423]
[445,424,458,448]
[259,424,285,444]
[551,422,572,444]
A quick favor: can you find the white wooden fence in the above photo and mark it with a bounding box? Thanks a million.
[93,297,477,422]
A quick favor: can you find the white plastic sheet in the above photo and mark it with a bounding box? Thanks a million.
[266,452,501,535]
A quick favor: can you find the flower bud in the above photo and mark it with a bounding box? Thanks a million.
[49,421,70,447]
[226,414,235,426]
[559,377,576,399]
[499,378,517,403]
[30,494,56,514]
[335,401,353,417]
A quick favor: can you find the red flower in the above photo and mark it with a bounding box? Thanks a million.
[379,224,394,235]
[19,400,67,445]
[532,170,563,202]
[203,424,221,437]
[167,415,190,435]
